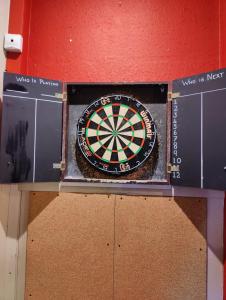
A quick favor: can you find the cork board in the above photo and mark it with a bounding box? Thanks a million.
[25,193,206,300]
[25,192,115,300]
[114,196,206,300]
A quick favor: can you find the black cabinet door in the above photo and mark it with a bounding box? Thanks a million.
[0,72,63,183]
[171,68,226,190]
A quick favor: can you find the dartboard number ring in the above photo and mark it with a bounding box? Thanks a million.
[77,94,157,174]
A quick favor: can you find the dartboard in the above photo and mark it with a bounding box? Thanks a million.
[77,94,157,174]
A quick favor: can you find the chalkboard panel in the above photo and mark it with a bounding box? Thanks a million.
[172,68,226,190]
[0,97,35,182]
[35,101,62,181]
[3,72,61,100]
[171,95,201,187]
[203,89,226,190]
[173,69,225,95]
[0,72,63,183]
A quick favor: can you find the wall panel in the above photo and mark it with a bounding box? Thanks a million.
[114,195,206,300]
[25,194,207,300]
[25,192,114,300]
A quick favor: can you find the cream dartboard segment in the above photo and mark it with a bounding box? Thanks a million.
[77,94,157,174]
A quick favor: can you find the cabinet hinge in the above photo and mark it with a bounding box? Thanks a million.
[168,92,180,101]
[55,93,63,99]
[55,92,67,102]
[167,163,180,173]
[63,92,67,102]
[53,161,66,171]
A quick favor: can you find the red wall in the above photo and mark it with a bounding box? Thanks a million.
[220,0,226,67]
[7,0,222,82]
[6,0,226,297]
[7,0,32,73]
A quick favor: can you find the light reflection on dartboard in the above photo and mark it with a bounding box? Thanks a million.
[77,94,157,174]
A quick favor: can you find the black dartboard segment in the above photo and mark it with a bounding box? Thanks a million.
[77,95,157,174]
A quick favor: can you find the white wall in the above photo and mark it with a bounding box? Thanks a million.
[0,0,10,93]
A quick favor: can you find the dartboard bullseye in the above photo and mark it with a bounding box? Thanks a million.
[77,95,157,174]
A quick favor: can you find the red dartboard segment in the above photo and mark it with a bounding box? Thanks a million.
[77,94,157,174]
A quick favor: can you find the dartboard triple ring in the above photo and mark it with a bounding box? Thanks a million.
[77,94,157,174]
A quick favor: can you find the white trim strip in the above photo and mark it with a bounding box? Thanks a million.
[17,182,225,199]
[3,94,61,104]
[177,86,226,98]
[201,93,203,188]
[207,196,224,300]
[16,191,29,300]
[33,99,37,182]
[6,89,29,94]
[5,186,21,300]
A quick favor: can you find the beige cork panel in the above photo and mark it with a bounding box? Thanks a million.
[114,196,206,300]
[25,192,114,300]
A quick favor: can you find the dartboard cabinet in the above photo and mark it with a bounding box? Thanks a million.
[1,69,226,190]
[65,83,168,183]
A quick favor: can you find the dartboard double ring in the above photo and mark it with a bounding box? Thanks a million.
[77,94,157,174]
